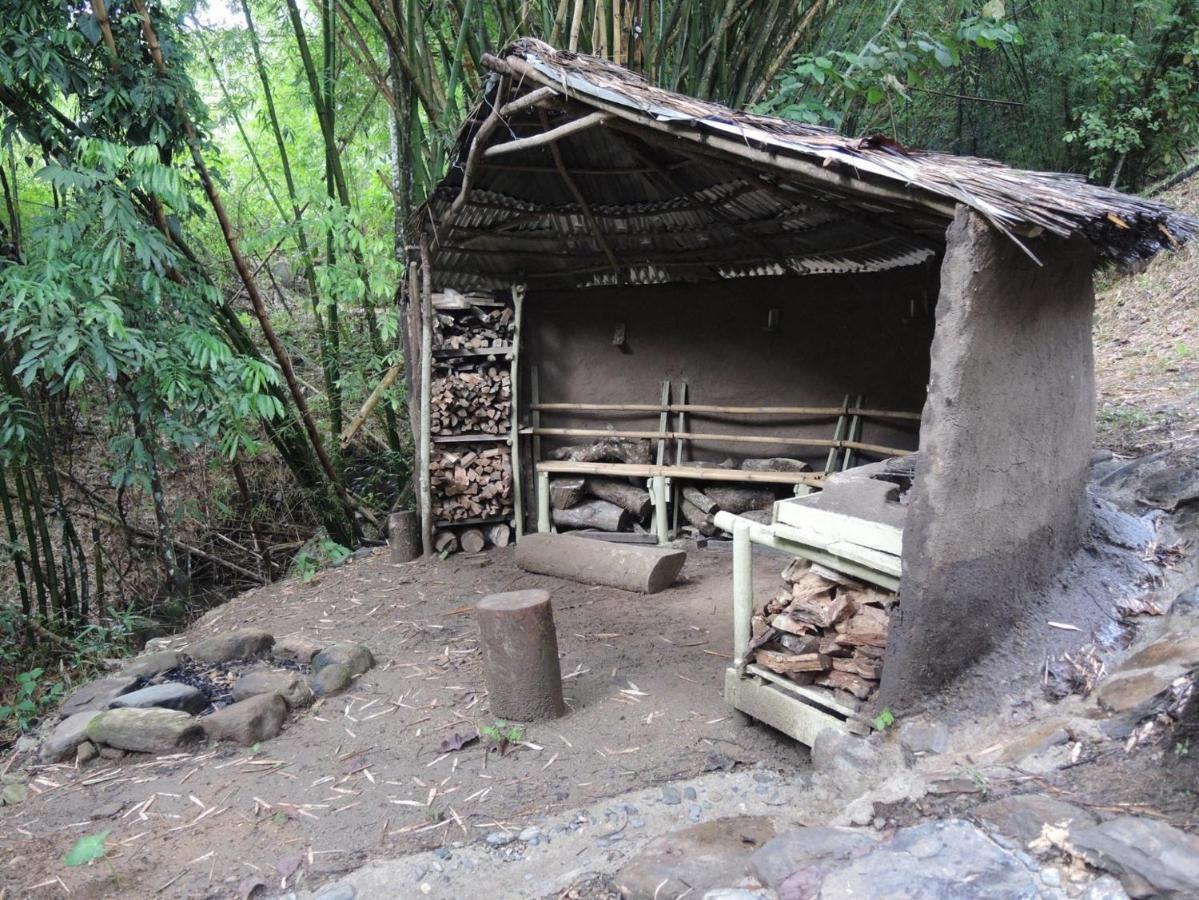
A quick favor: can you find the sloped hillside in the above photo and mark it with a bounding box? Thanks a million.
[1095,175,1199,455]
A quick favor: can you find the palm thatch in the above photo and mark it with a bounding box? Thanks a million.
[414,38,1197,292]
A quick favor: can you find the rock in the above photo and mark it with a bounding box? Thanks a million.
[898,718,950,756]
[87,708,203,753]
[812,728,878,776]
[616,816,775,900]
[40,710,104,762]
[90,800,124,820]
[201,693,287,745]
[187,628,274,664]
[749,826,877,890]
[1119,635,1199,672]
[75,741,98,764]
[971,794,1098,847]
[309,663,353,698]
[518,826,540,842]
[486,831,515,846]
[701,892,768,900]
[995,720,1071,764]
[122,650,183,678]
[661,786,682,805]
[97,746,126,760]
[1170,586,1199,620]
[1097,666,1182,713]
[688,803,703,822]
[1135,466,1199,511]
[60,675,139,717]
[109,683,208,714]
[1040,867,1062,888]
[275,635,322,664]
[312,642,374,676]
[232,671,313,709]
[313,884,357,900]
[1,782,27,805]
[925,775,984,795]
[1071,816,1199,898]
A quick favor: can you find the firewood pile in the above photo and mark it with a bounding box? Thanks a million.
[430,447,513,524]
[548,438,655,534]
[430,367,511,435]
[679,458,809,536]
[748,559,894,708]
[432,301,513,353]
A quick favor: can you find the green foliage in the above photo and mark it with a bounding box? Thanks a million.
[872,707,895,731]
[480,719,525,752]
[64,829,110,867]
[292,538,350,582]
[0,667,63,732]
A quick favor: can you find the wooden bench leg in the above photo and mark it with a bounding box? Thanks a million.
[651,475,669,543]
[537,470,551,533]
[732,519,753,675]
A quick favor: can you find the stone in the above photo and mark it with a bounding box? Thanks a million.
[1135,466,1199,511]
[90,801,124,820]
[811,728,878,778]
[749,826,877,890]
[1,782,27,805]
[1040,867,1062,888]
[660,786,682,805]
[518,826,540,842]
[1071,816,1199,898]
[898,718,950,756]
[201,693,287,745]
[60,675,139,717]
[97,746,126,760]
[275,635,322,664]
[312,642,375,676]
[109,683,208,714]
[309,663,353,698]
[1170,586,1199,620]
[40,710,104,762]
[187,628,274,664]
[972,794,1097,847]
[75,741,97,764]
[688,803,703,822]
[702,892,768,900]
[87,708,202,753]
[122,650,183,678]
[313,884,357,900]
[232,671,313,709]
[1097,667,1181,713]
[616,817,775,900]
[1119,636,1199,672]
[995,720,1071,764]
[486,832,514,846]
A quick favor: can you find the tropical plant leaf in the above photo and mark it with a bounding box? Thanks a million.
[64,829,110,866]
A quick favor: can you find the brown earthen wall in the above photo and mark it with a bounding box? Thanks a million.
[522,268,937,468]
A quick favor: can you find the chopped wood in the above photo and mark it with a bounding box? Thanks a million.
[815,669,874,699]
[780,558,811,584]
[551,498,629,532]
[831,653,883,680]
[740,457,810,473]
[430,446,513,523]
[755,650,829,674]
[681,486,718,514]
[459,528,486,554]
[430,367,511,435]
[769,613,812,637]
[487,523,511,548]
[584,477,651,519]
[786,593,855,629]
[680,498,718,536]
[549,437,652,465]
[549,477,586,510]
[834,604,889,648]
[433,531,459,554]
[703,485,775,514]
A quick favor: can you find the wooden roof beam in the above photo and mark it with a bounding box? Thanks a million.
[483,110,612,159]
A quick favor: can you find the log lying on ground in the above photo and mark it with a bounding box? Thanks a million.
[550,477,586,510]
[705,485,776,514]
[487,523,511,548]
[681,486,718,514]
[516,532,686,594]
[433,531,459,554]
[460,528,486,554]
[680,498,718,536]
[585,477,651,519]
[552,499,629,532]
[550,437,651,465]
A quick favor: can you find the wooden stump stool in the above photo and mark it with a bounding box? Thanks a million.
[388,511,420,563]
[475,590,566,721]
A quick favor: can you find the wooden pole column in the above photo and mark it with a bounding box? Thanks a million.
[476,589,566,721]
[537,470,551,533]
[509,284,526,540]
[418,238,434,556]
[651,475,669,543]
[388,510,420,563]
[732,518,753,675]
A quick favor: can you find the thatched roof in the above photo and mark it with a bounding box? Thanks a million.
[414,38,1196,292]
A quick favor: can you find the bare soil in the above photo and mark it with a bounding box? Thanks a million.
[0,545,803,898]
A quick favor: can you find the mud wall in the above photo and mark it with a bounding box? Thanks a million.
[883,208,1096,708]
[522,268,937,468]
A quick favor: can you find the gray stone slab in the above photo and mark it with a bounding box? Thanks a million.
[60,675,139,717]
[1071,816,1199,899]
[87,708,203,753]
[40,711,103,762]
[109,683,208,714]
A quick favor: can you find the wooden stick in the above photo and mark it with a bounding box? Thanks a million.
[418,237,434,556]
[530,402,920,420]
[510,284,525,540]
[536,461,824,486]
[340,359,405,449]
[482,111,612,159]
[525,427,912,456]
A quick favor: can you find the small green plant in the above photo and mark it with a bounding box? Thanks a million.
[0,668,64,733]
[293,539,351,582]
[961,765,990,796]
[64,828,118,886]
[872,708,895,731]
[1176,739,1190,758]
[480,720,524,754]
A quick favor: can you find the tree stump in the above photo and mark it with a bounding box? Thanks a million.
[388,511,420,563]
[475,590,566,721]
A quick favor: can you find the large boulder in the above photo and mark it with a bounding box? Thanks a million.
[109,683,208,714]
[201,693,287,745]
[60,675,139,717]
[312,642,374,676]
[749,826,877,890]
[40,711,104,762]
[971,794,1098,848]
[122,650,183,678]
[1071,816,1199,898]
[187,629,274,664]
[309,663,352,698]
[86,708,203,753]
[232,671,313,709]
[275,635,322,665]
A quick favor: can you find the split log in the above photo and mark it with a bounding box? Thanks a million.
[585,478,651,519]
[460,528,486,554]
[430,367,511,435]
[777,633,822,655]
[388,510,420,563]
[831,654,883,680]
[550,477,586,510]
[433,531,459,554]
[787,593,855,629]
[681,486,718,514]
[815,670,874,700]
[769,614,812,637]
[704,485,776,514]
[755,650,829,674]
[552,499,629,532]
[487,523,511,548]
[516,532,686,594]
[833,604,889,648]
[550,437,652,465]
[475,589,565,721]
[741,457,811,473]
[430,446,513,523]
[680,498,718,536]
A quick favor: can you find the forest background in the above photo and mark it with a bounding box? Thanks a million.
[0,0,1197,739]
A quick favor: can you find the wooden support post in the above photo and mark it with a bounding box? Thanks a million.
[824,394,850,475]
[842,393,865,472]
[537,470,551,533]
[672,381,687,536]
[732,518,753,675]
[418,239,435,556]
[651,475,669,543]
[476,590,566,721]
[510,284,526,540]
[530,365,542,478]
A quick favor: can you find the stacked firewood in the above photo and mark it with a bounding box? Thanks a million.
[748,559,893,707]
[547,438,654,533]
[430,447,513,523]
[432,304,514,352]
[679,458,808,536]
[430,367,512,435]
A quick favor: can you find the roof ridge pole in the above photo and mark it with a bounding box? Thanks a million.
[537,108,623,281]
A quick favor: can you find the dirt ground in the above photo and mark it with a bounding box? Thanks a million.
[0,545,805,898]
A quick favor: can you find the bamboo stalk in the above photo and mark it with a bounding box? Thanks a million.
[339,360,405,449]
[530,402,920,420]
[528,427,912,456]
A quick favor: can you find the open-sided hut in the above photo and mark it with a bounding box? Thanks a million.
[403,39,1195,705]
